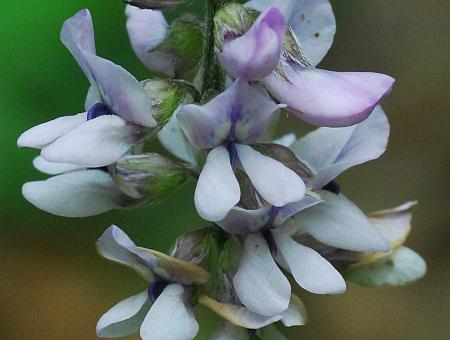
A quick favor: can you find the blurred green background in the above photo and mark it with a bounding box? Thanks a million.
[1,0,449,339]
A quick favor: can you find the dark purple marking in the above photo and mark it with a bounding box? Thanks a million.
[87,102,116,121]
[147,279,170,302]
[227,142,238,172]
[322,180,341,195]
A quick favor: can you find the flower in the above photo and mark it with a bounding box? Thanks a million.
[216,7,286,80]
[96,225,209,339]
[177,79,306,221]
[17,9,157,168]
[215,106,392,316]
[220,0,395,127]
[22,153,190,217]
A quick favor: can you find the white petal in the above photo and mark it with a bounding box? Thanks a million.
[97,225,156,281]
[22,170,122,217]
[291,106,389,188]
[288,0,336,66]
[369,201,416,248]
[158,111,200,167]
[280,294,308,327]
[140,284,199,340]
[273,191,322,226]
[273,229,346,294]
[41,115,143,167]
[236,144,305,207]
[293,191,389,252]
[346,246,426,287]
[33,156,83,175]
[210,321,248,340]
[233,233,291,317]
[194,146,240,221]
[17,112,86,148]
[97,291,151,338]
[199,295,280,330]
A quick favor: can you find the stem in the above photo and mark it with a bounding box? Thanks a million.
[201,0,225,97]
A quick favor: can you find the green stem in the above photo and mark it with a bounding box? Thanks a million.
[201,0,225,98]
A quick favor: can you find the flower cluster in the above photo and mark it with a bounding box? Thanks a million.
[17,0,426,339]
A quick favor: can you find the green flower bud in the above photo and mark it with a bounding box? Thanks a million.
[143,78,197,126]
[111,153,191,203]
[213,3,258,51]
[123,0,187,10]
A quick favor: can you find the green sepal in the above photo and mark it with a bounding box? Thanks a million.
[111,153,192,203]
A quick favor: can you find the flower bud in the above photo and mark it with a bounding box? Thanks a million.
[213,3,257,50]
[143,78,197,126]
[111,153,191,203]
[123,0,187,10]
[170,227,219,265]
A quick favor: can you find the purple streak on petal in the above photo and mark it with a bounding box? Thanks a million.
[148,279,170,303]
[218,7,286,80]
[227,142,238,172]
[87,103,116,121]
[264,63,395,127]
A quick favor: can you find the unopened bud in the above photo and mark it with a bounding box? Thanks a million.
[112,153,191,202]
[143,79,197,126]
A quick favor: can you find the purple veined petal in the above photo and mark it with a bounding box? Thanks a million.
[82,52,156,128]
[22,170,124,218]
[264,64,395,127]
[97,225,157,281]
[194,146,240,221]
[216,206,271,235]
[273,228,346,294]
[96,290,151,338]
[177,79,282,149]
[233,233,291,317]
[61,9,156,128]
[292,191,389,253]
[17,112,86,149]
[236,144,306,207]
[41,115,146,168]
[33,156,84,175]
[218,7,286,80]
[245,0,336,66]
[125,5,175,77]
[60,9,96,78]
[140,284,199,340]
[291,106,390,189]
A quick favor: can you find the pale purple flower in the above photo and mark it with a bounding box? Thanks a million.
[217,7,286,80]
[243,0,395,127]
[17,9,156,168]
[96,225,208,339]
[215,107,391,316]
[125,5,174,76]
[177,79,306,222]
